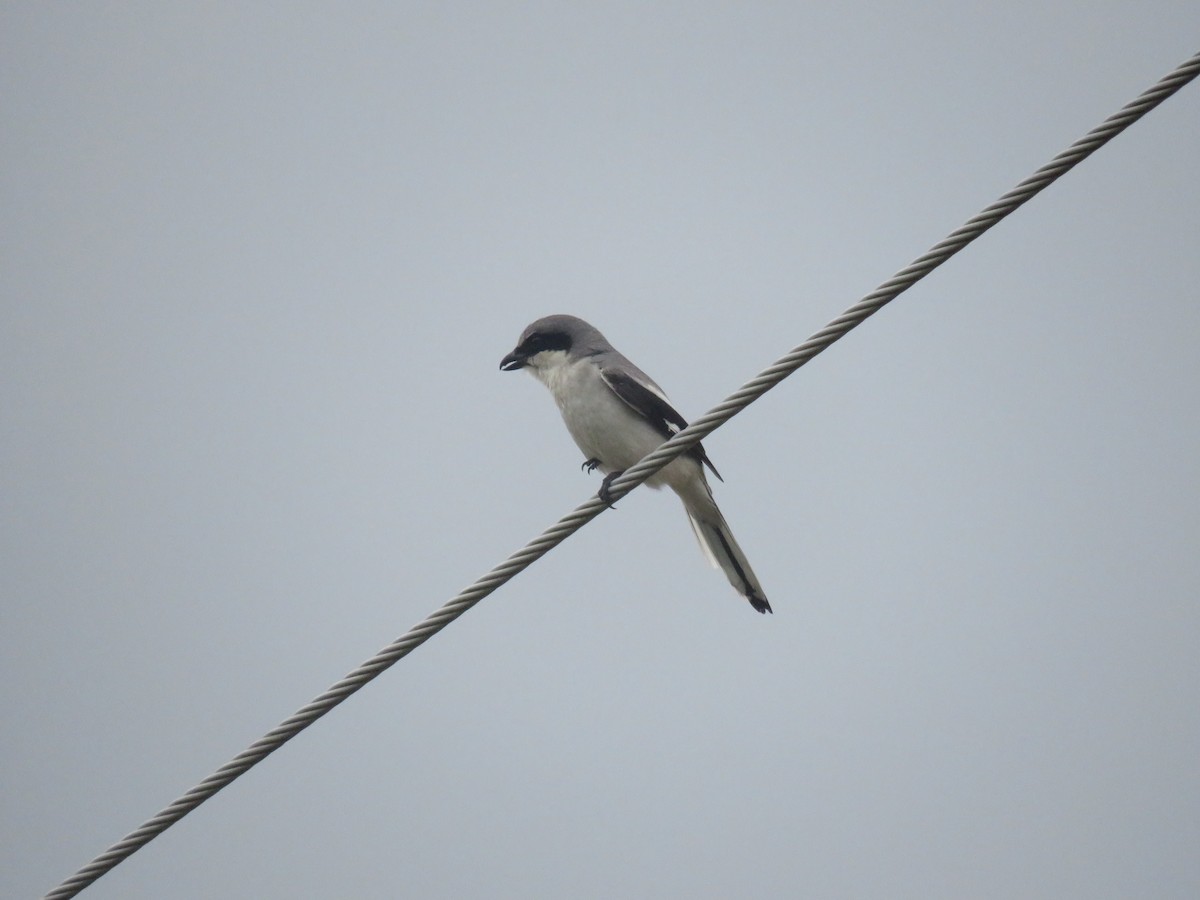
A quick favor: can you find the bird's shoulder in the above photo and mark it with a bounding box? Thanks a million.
[596,355,723,482]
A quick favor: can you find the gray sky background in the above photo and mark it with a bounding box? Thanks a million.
[3,5,1198,899]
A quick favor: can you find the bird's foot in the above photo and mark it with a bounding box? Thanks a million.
[581,457,601,474]
[598,470,624,508]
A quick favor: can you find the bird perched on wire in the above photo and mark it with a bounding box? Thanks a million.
[500,314,771,614]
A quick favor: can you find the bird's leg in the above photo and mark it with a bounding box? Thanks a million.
[581,457,601,474]
[598,470,624,508]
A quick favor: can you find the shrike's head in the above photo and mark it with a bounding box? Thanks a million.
[499,315,610,374]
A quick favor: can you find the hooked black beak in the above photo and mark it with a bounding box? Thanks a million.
[499,350,526,371]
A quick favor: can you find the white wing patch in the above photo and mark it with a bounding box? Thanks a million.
[640,378,671,404]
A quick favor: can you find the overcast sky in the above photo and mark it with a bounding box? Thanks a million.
[3,5,1199,899]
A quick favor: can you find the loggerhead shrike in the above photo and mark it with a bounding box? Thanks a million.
[500,315,771,614]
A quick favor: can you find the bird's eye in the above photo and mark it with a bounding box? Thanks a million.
[525,330,571,354]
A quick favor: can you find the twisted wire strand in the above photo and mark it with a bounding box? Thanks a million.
[46,48,1200,900]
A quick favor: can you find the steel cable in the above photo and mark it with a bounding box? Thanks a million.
[45,48,1200,900]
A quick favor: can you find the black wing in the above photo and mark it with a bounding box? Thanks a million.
[601,369,723,482]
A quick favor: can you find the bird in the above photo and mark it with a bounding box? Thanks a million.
[500,314,771,614]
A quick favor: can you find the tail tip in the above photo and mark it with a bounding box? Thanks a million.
[748,592,773,615]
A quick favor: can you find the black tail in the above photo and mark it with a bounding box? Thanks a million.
[679,484,772,614]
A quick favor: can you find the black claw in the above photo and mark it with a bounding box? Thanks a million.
[581,457,601,474]
[598,470,624,508]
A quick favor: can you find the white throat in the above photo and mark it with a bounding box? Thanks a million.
[525,349,572,390]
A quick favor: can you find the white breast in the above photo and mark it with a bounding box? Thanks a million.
[531,353,661,473]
